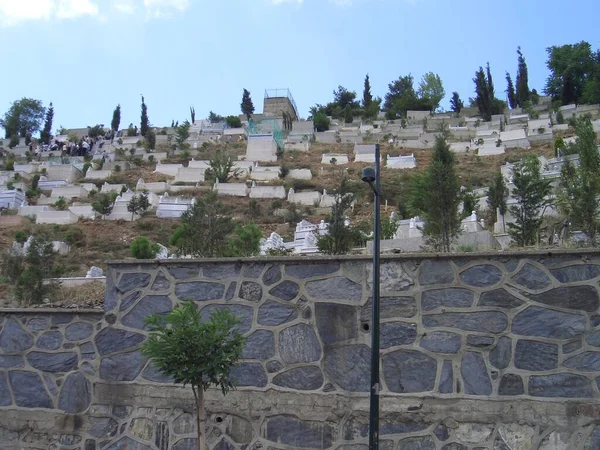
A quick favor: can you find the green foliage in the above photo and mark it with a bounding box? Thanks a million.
[14,231,27,244]
[144,129,156,151]
[313,112,330,132]
[381,214,400,240]
[130,236,160,259]
[40,102,54,145]
[473,63,505,121]
[515,46,531,107]
[91,194,113,218]
[410,131,461,252]
[225,224,262,257]
[209,111,224,123]
[111,104,121,132]
[487,173,509,231]
[505,72,517,109]
[174,120,190,148]
[0,98,45,139]
[507,155,552,246]
[88,125,106,139]
[126,123,136,137]
[226,116,242,128]
[384,74,433,118]
[140,96,149,137]
[54,197,67,211]
[317,178,360,255]
[172,192,234,257]
[8,135,19,149]
[241,88,255,120]
[531,88,540,105]
[417,72,445,111]
[206,149,241,183]
[554,136,565,155]
[362,74,373,109]
[142,302,245,449]
[556,110,565,124]
[344,105,354,124]
[450,92,464,113]
[461,189,478,220]
[247,199,262,220]
[127,192,150,220]
[558,118,600,244]
[190,106,196,124]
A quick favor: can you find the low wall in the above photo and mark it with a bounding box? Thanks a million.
[2,252,600,449]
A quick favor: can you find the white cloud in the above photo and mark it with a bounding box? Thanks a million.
[56,0,99,19]
[111,0,137,14]
[0,0,54,26]
[143,0,189,17]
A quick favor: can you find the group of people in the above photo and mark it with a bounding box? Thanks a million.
[31,135,107,158]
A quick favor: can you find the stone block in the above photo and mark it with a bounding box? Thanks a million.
[0,372,11,406]
[550,264,600,283]
[361,296,416,320]
[0,319,33,354]
[99,350,147,381]
[230,362,267,387]
[65,322,94,341]
[324,344,370,392]
[423,311,507,333]
[514,340,558,371]
[305,277,362,301]
[418,260,455,285]
[27,351,78,372]
[268,280,299,301]
[95,328,145,355]
[511,263,552,290]
[37,331,63,350]
[512,306,585,339]
[316,303,358,346]
[279,324,321,364]
[499,374,524,396]
[58,371,91,413]
[265,415,334,449]
[421,288,473,311]
[258,301,297,326]
[460,264,503,287]
[420,331,461,353]
[200,305,253,334]
[383,350,437,393]
[490,336,512,369]
[117,272,151,293]
[527,286,599,312]
[439,360,453,393]
[175,281,225,301]
[529,373,594,398]
[273,366,324,390]
[242,330,275,360]
[122,295,172,330]
[9,371,53,408]
[461,352,491,395]
[478,289,524,309]
[564,351,600,371]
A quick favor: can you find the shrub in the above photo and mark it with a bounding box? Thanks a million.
[14,231,27,244]
[54,197,67,210]
[8,135,19,149]
[226,115,242,128]
[130,236,160,259]
[556,110,565,125]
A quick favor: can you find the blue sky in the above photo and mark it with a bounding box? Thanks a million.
[0,0,598,132]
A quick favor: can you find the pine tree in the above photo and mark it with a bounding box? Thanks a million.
[317,178,359,255]
[190,106,196,124]
[362,74,373,109]
[487,173,509,232]
[450,92,464,113]
[486,62,495,98]
[241,89,255,120]
[111,104,121,133]
[505,73,517,109]
[515,47,530,107]
[473,66,492,121]
[410,128,461,252]
[40,102,54,145]
[140,95,149,137]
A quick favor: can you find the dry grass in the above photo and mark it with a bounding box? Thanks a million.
[53,281,105,308]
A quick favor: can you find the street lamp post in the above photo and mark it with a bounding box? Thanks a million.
[361,143,381,450]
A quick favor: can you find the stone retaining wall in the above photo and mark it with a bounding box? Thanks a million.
[2,252,600,449]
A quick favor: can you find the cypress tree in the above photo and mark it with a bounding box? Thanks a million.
[140,95,149,137]
[505,73,517,109]
[241,89,255,120]
[111,104,121,133]
[363,74,373,108]
[40,102,54,144]
[515,47,530,107]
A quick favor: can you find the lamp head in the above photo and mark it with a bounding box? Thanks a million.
[361,167,376,184]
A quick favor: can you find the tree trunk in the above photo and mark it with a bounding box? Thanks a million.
[194,386,206,450]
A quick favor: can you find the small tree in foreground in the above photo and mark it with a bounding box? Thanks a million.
[142,302,245,450]
[130,236,160,259]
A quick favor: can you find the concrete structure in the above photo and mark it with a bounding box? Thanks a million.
[478,143,506,156]
[18,205,51,218]
[287,188,321,206]
[69,205,97,220]
[406,110,430,124]
[353,144,379,163]
[3,253,600,448]
[246,135,278,162]
[35,210,79,224]
[387,154,417,169]
[100,183,125,194]
[262,88,298,120]
[46,164,83,182]
[213,181,249,197]
[284,141,310,152]
[286,169,312,180]
[188,160,211,169]
[51,185,89,199]
[156,193,195,218]
[136,179,170,194]
[500,129,530,149]
[249,183,286,199]
[449,142,472,153]
[13,163,39,174]
[154,163,183,178]
[174,167,205,184]
[0,190,26,209]
[321,153,349,165]
[250,166,280,182]
[85,169,113,180]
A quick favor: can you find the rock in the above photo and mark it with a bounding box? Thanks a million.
[434,424,450,441]
[0,319,33,354]
[461,352,491,395]
[315,303,358,346]
[37,331,63,350]
[95,328,145,355]
[44,374,57,395]
[0,355,24,368]
[285,262,340,279]
[279,323,321,363]
[305,276,362,302]
[511,263,552,290]
[151,272,171,291]
[420,331,461,353]
[499,373,524,396]
[441,444,467,450]
[361,296,417,320]
[242,330,275,360]
[64,322,94,341]
[419,260,455,285]
[99,350,147,381]
[172,413,196,434]
[515,340,558,371]
[117,273,151,293]
[155,421,169,450]
[120,291,142,311]
[200,305,253,334]
[243,263,266,278]
[104,436,151,449]
[369,261,414,292]
[105,272,118,311]
[9,371,52,408]
[397,436,435,450]
[490,337,512,369]
[539,431,571,450]
[167,266,199,280]
[230,362,267,387]
[142,362,174,383]
[381,322,417,348]
[122,295,172,330]
[423,311,507,333]
[258,301,297,326]
[239,281,263,302]
[454,423,494,444]
[273,366,324,390]
[460,264,502,287]
[265,415,334,449]
[268,280,299,301]
[175,282,225,301]
[497,424,536,450]
[225,282,236,300]
[214,438,235,450]
[130,418,154,441]
[587,330,600,347]
[27,317,49,331]
[529,373,594,398]
[203,263,240,279]
[564,352,600,371]
[266,360,283,373]
[324,345,370,392]
[58,371,91,413]
[551,264,600,283]
[0,372,11,406]
[27,351,78,372]
[439,360,453,393]
[478,289,524,309]
[421,288,473,311]
[584,425,600,450]
[466,335,494,348]
[512,306,585,339]
[87,266,104,278]
[527,286,599,312]
[262,265,282,286]
[52,313,73,325]
[382,350,437,393]
[564,340,583,354]
[380,415,429,435]
[172,438,197,450]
